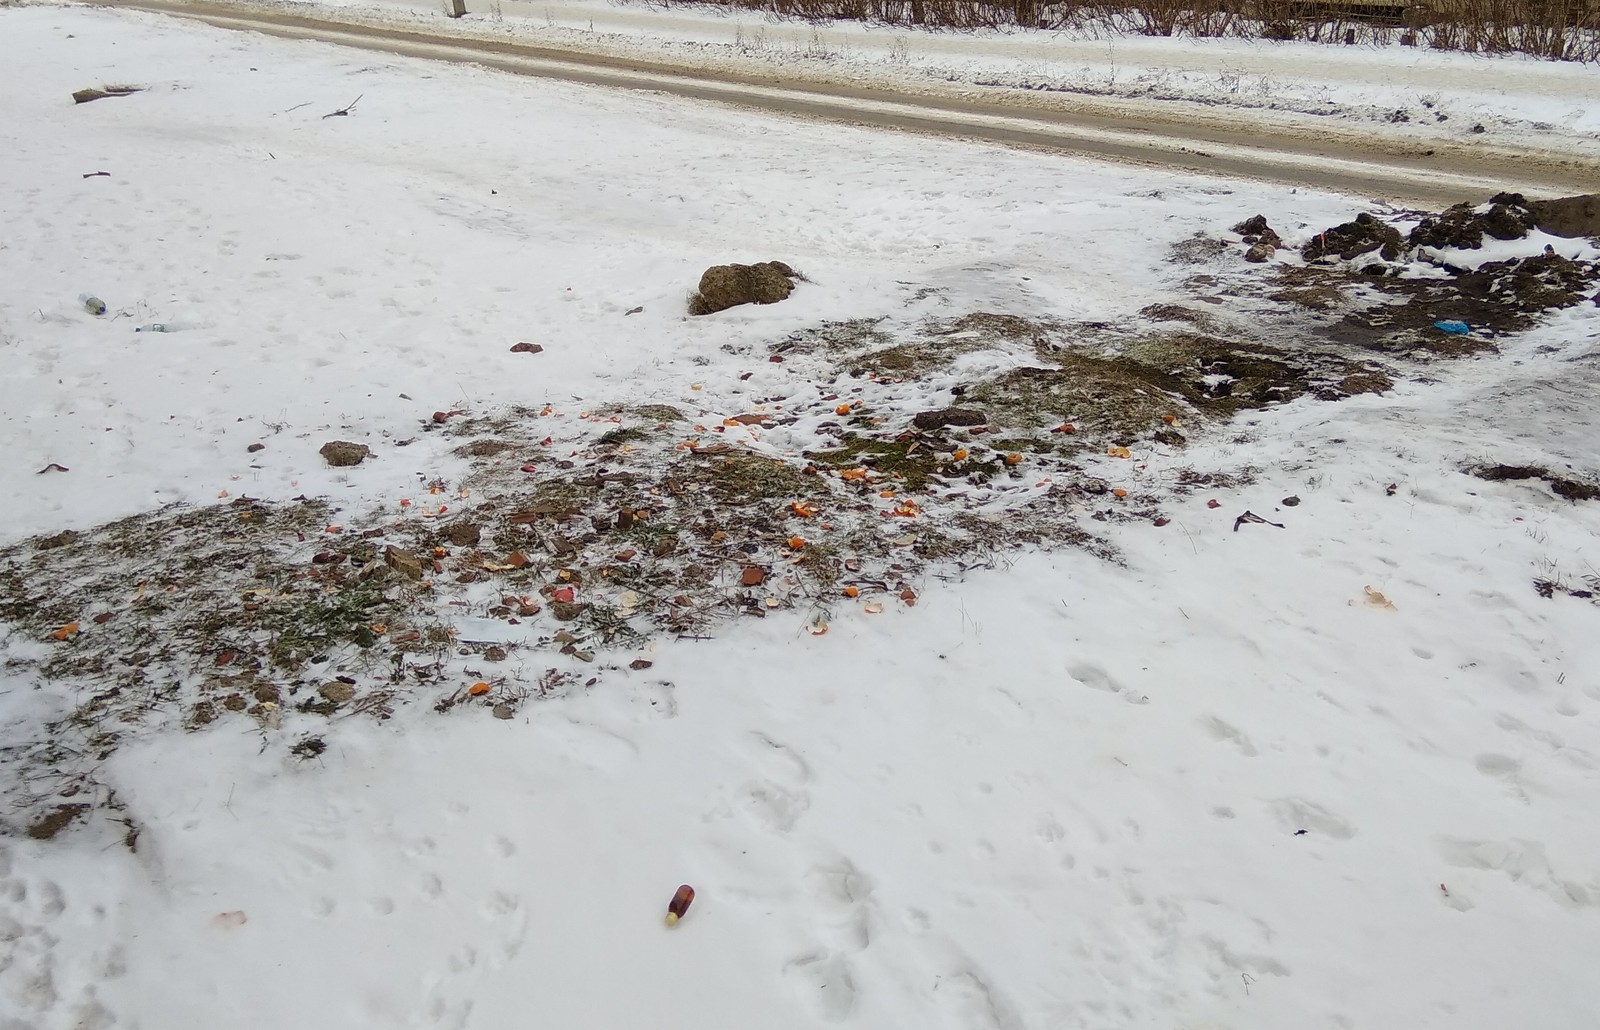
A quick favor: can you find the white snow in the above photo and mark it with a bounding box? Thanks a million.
[4,6,1600,1030]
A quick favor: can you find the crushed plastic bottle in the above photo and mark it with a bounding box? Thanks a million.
[79,294,106,315]
[135,323,171,333]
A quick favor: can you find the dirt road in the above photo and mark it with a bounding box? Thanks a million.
[101,0,1600,205]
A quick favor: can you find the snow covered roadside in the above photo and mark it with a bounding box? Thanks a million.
[4,6,1600,1030]
[149,0,1600,155]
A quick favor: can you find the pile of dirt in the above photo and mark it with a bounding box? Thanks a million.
[1232,214,1282,263]
[1301,213,1405,264]
[1527,193,1600,241]
[688,261,800,315]
[1409,194,1538,251]
[1246,194,1600,354]
[1470,463,1600,502]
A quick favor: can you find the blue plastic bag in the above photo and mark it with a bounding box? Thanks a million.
[1433,320,1471,335]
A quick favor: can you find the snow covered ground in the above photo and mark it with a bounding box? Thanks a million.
[3,5,1600,1030]
[199,0,1600,153]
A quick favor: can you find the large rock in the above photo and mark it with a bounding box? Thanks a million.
[1528,194,1600,240]
[319,440,371,467]
[688,261,798,316]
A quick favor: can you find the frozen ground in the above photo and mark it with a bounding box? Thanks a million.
[3,5,1600,1030]
[159,0,1600,154]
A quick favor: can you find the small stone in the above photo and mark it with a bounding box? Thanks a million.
[741,566,766,587]
[253,683,281,703]
[550,600,588,621]
[318,682,356,703]
[1281,495,1302,507]
[492,703,514,720]
[384,546,424,580]
[484,646,507,662]
[629,658,654,670]
[319,440,372,467]
[248,442,265,453]
[510,342,544,354]
[652,536,679,558]
[443,522,481,547]
[1244,243,1274,263]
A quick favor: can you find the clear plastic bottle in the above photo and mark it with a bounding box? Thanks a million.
[135,323,170,333]
[80,294,106,315]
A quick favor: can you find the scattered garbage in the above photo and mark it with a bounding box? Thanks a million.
[36,463,70,474]
[79,294,106,315]
[1433,320,1471,335]
[665,884,695,926]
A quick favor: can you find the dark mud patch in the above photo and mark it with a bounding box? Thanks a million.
[1471,463,1600,501]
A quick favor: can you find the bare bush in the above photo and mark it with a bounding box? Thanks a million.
[657,0,1599,61]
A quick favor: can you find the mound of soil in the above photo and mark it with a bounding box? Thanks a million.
[1472,463,1600,501]
[1528,193,1600,241]
[1302,213,1404,263]
[1456,252,1599,313]
[689,261,799,316]
[1410,194,1536,251]
[1232,214,1282,250]
[320,440,371,466]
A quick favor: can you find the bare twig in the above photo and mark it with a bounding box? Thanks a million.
[321,94,364,119]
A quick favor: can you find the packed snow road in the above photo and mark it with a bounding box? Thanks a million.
[100,0,1600,206]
